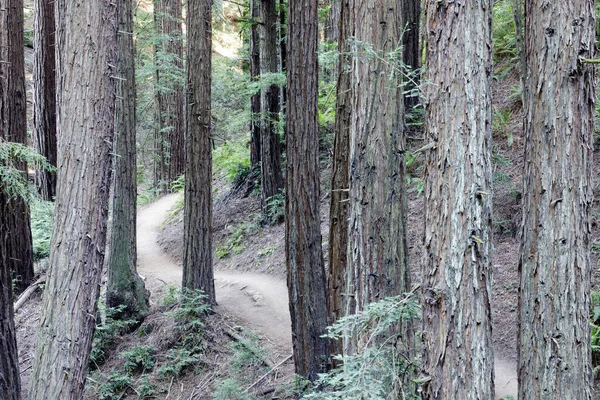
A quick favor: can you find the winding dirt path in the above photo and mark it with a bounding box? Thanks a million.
[136,194,517,399]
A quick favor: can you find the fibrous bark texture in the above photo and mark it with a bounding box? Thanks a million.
[259,0,284,219]
[402,0,421,113]
[32,0,57,201]
[421,0,495,398]
[183,0,216,305]
[107,0,149,321]
[0,0,34,295]
[249,0,261,168]
[517,1,595,398]
[28,0,117,397]
[286,0,330,381]
[327,0,351,358]
[324,0,339,43]
[345,0,409,348]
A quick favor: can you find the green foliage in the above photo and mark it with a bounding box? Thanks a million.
[216,213,262,258]
[492,1,517,64]
[168,289,210,351]
[162,284,181,307]
[120,345,155,374]
[0,141,55,201]
[213,378,253,400]
[96,371,133,400]
[591,291,600,377]
[265,192,285,225]
[170,174,185,192]
[213,141,251,183]
[90,303,139,370]
[158,348,201,378]
[30,199,54,260]
[305,292,421,400]
[492,108,514,147]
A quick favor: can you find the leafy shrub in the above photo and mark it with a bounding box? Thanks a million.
[305,291,421,400]
[158,348,201,377]
[216,213,262,258]
[213,141,251,183]
[492,1,517,63]
[120,344,155,374]
[90,303,138,370]
[30,199,54,260]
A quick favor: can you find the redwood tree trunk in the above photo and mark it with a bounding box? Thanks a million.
[107,0,149,321]
[33,0,57,201]
[249,0,261,169]
[421,0,495,398]
[402,0,421,113]
[0,0,34,294]
[259,0,284,220]
[327,0,351,358]
[324,0,339,43]
[183,0,216,306]
[345,0,410,350]
[28,0,117,397]
[517,1,595,398]
[286,0,330,381]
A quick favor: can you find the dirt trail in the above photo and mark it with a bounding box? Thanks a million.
[136,194,517,399]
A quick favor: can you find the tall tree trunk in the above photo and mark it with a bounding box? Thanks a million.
[0,0,34,294]
[345,0,410,352]
[154,0,184,192]
[249,0,261,169]
[28,0,117,397]
[278,0,286,142]
[402,0,421,114]
[183,0,216,306]
[517,1,595,398]
[33,0,57,201]
[421,0,495,398]
[327,0,351,359]
[259,0,284,221]
[286,0,330,381]
[107,0,149,321]
[324,0,339,43]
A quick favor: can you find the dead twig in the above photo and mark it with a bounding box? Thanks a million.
[244,354,293,394]
[14,276,45,312]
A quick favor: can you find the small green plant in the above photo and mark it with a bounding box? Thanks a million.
[216,214,262,259]
[304,290,421,400]
[96,370,133,400]
[590,291,600,377]
[168,289,210,351]
[213,141,251,183]
[30,199,54,260]
[258,244,277,257]
[265,192,285,224]
[169,174,185,192]
[493,108,514,147]
[162,284,181,307]
[0,140,55,200]
[90,303,138,370]
[158,348,201,378]
[120,344,155,374]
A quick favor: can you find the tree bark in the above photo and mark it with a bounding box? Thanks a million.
[421,0,495,398]
[327,0,351,359]
[402,0,421,114]
[517,1,595,398]
[183,0,216,306]
[0,0,34,294]
[324,0,339,43]
[154,0,185,192]
[107,0,150,321]
[32,0,57,201]
[259,0,284,221]
[286,0,331,381]
[511,0,525,102]
[345,0,410,352]
[249,0,261,169]
[28,0,117,397]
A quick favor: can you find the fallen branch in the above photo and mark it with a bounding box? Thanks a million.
[14,277,45,312]
[244,354,293,393]
[225,328,275,369]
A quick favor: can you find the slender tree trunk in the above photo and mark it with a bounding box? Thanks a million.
[324,0,339,43]
[28,0,117,397]
[249,0,261,169]
[327,0,351,359]
[0,0,34,294]
[259,0,284,221]
[278,0,286,142]
[286,0,330,381]
[421,0,495,398]
[402,0,421,114]
[107,0,149,321]
[32,0,57,201]
[345,0,410,352]
[517,1,595,398]
[183,0,216,306]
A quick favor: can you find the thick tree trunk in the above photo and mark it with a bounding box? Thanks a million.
[28,0,117,397]
[286,0,330,381]
[517,1,595,399]
[345,0,410,352]
[154,0,184,192]
[0,0,34,294]
[183,0,216,306]
[278,0,286,140]
[327,0,351,359]
[249,0,261,168]
[107,0,149,321]
[32,0,57,201]
[259,0,284,221]
[402,0,421,114]
[421,0,495,398]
